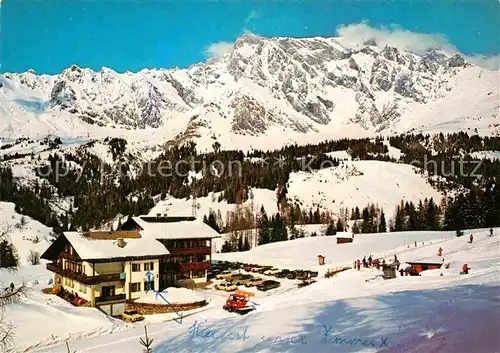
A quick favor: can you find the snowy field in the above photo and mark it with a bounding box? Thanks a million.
[1,225,498,352]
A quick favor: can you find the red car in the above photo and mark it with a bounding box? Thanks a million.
[72,297,87,305]
[243,264,257,272]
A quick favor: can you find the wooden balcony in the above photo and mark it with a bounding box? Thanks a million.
[180,261,210,271]
[167,247,211,256]
[96,294,126,303]
[47,263,125,285]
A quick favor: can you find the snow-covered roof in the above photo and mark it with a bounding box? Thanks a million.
[131,216,222,240]
[64,231,170,260]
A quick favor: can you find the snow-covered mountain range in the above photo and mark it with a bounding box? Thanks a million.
[1,33,498,151]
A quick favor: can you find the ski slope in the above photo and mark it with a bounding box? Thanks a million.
[2,227,496,353]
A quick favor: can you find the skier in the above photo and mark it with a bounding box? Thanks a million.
[9,282,14,292]
[368,255,372,267]
[438,247,443,257]
[490,228,494,237]
[362,256,367,268]
[469,234,474,243]
[462,263,469,275]
[415,241,417,247]
[356,259,361,271]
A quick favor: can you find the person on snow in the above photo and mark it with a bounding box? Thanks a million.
[438,247,443,257]
[382,259,386,269]
[373,258,380,270]
[362,256,367,268]
[368,255,372,267]
[469,234,474,243]
[490,228,494,237]
[394,255,400,270]
[356,259,361,271]
[462,263,469,274]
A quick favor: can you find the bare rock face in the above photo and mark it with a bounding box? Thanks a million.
[50,80,77,112]
[448,54,467,68]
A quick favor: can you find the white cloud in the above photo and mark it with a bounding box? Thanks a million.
[337,22,499,70]
[245,10,259,24]
[204,41,234,58]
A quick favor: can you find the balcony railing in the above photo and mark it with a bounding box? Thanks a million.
[168,247,211,256]
[180,261,210,271]
[95,294,126,303]
[47,263,125,285]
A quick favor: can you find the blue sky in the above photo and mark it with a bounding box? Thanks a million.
[1,0,499,74]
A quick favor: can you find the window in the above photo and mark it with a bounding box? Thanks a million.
[131,282,141,292]
[132,263,141,272]
[79,283,87,294]
[144,262,154,271]
[143,280,155,291]
[101,285,115,297]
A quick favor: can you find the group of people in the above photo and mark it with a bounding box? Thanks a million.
[355,255,393,271]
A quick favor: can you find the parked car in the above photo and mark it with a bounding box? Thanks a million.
[122,310,144,322]
[264,268,280,276]
[244,277,264,287]
[216,270,234,279]
[208,269,221,280]
[251,266,266,273]
[256,266,273,274]
[230,274,254,285]
[243,264,258,272]
[257,280,281,291]
[215,282,238,292]
[275,269,290,278]
[298,279,317,288]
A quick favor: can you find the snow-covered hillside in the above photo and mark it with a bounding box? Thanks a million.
[287,160,445,214]
[0,202,52,263]
[1,34,498,151]
[140,160,445,224]
[24,227,499,353]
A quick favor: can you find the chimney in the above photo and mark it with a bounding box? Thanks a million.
[116,238,126,248]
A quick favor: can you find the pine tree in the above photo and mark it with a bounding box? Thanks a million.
[336,218,344,232]
[352,221,360,234]
[258,206,271,245]
[221,240,232,253]
[379,210,387,232]
[361,207,371,233]
[0,240,19,269]
[325,223,336,235]
[237,235,243,252]
[242,236,251,251]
